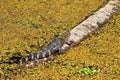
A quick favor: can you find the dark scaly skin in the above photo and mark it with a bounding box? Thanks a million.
[19,37,63,64]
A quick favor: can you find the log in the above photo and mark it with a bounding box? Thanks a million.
[61,0,120,51]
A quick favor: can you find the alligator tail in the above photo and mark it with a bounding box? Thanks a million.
[19,50,52,64]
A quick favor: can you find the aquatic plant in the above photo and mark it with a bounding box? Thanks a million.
[77,67,101,76]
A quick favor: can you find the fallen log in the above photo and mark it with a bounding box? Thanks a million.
[61,0,120,51]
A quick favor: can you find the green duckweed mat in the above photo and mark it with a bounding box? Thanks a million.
[0,0,120,80]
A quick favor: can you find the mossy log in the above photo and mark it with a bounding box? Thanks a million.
[61,0,120,50]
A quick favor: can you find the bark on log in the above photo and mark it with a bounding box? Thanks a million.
[61,0,120,51]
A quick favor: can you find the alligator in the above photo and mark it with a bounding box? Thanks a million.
[18,35,73,65]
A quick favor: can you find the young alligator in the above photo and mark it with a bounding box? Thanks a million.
[18,36,71,64]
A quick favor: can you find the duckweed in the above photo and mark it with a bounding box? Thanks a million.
[0,0,120,80]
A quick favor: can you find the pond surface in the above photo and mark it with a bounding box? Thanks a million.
[0,0,120,80]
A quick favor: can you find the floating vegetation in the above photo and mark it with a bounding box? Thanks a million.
[0,0,120,80]
[77,66,101,76]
